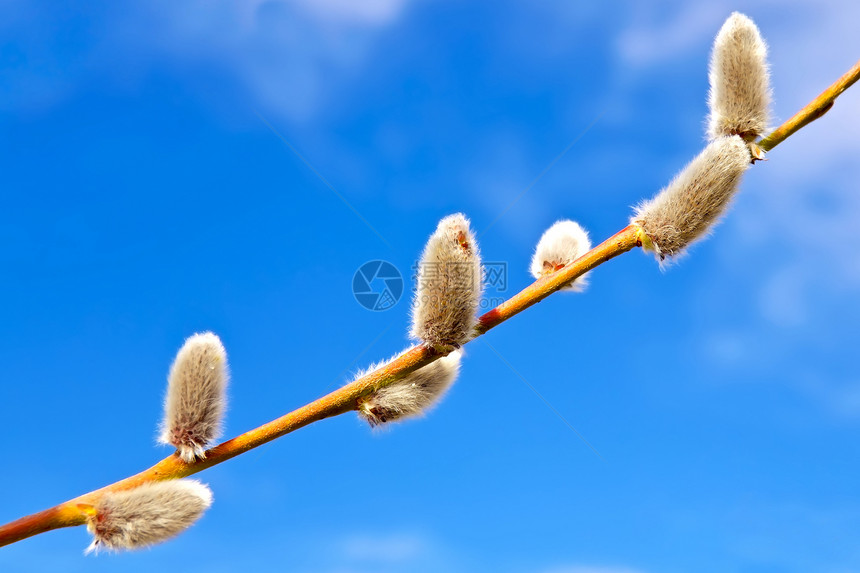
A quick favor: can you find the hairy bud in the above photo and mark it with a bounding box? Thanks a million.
[357,350,462,427]
[410,214,483,346]
[83,479,213,553]
[707,12,771,141]
[632,135,751,262]
[530,220,592,292]
[159,332,229,463]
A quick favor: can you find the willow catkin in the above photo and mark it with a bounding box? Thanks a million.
[84,479,213,553]
[357,350,462,427]
[707,12,771,141]
[632,135,751,262]
[410,214,483,346]
[159,332,229,463]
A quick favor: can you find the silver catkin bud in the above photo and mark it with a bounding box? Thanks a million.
[410,214,483,346]
[529,220,592,292]
[159,332,229,463]
[84,479,213,553]
[707,12,771,141]
[357,350,462,427]
[631,135,751,262]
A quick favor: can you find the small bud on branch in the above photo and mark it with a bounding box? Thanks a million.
[530,220,592,292]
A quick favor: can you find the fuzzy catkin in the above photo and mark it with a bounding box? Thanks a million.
[632,135,751,261]
[707,12,771,141]
[159,332,229,463]
[85,479,213,553]
[357,350,462,427]
[410,214,483,346]
[530,220,592,291]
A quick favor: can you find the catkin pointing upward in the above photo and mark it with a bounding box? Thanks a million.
[411,214,483,347]
[159,332,229,463]
[707,12,771,141]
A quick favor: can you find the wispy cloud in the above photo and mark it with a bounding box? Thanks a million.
[723,499,860,570]
[130,1,411,122]
[616,2,725,68]
[0,1,412,121]
[617,3,860,293]
[541,565,646,573]
[615,1,860,422]
[795,374,860,420]
[293,0,410,25]
[340,532,427,562]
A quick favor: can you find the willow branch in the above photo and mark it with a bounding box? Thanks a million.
[758,58,860,152]
[2,59,858,548]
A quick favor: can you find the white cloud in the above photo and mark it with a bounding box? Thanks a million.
[616,2,725,68]
[0,1,413,121]
[614,0,860,160]
[617,1,860,299]
[723,500,860,570]
[293,0,409,25]
[127,1,412,122]
[797,375,860,420]
[701,330,753,367]
[340,532,427,563]
[617,2,860,421]
[463,130,552,241]
[541,566,646,573]
[701,330,860,420]
[756,263,810,328]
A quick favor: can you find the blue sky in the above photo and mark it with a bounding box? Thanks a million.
[2,1,859,571]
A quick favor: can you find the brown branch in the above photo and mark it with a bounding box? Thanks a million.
[0,227,641,547]
[2,58,858,549]
[758,58,860,152]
